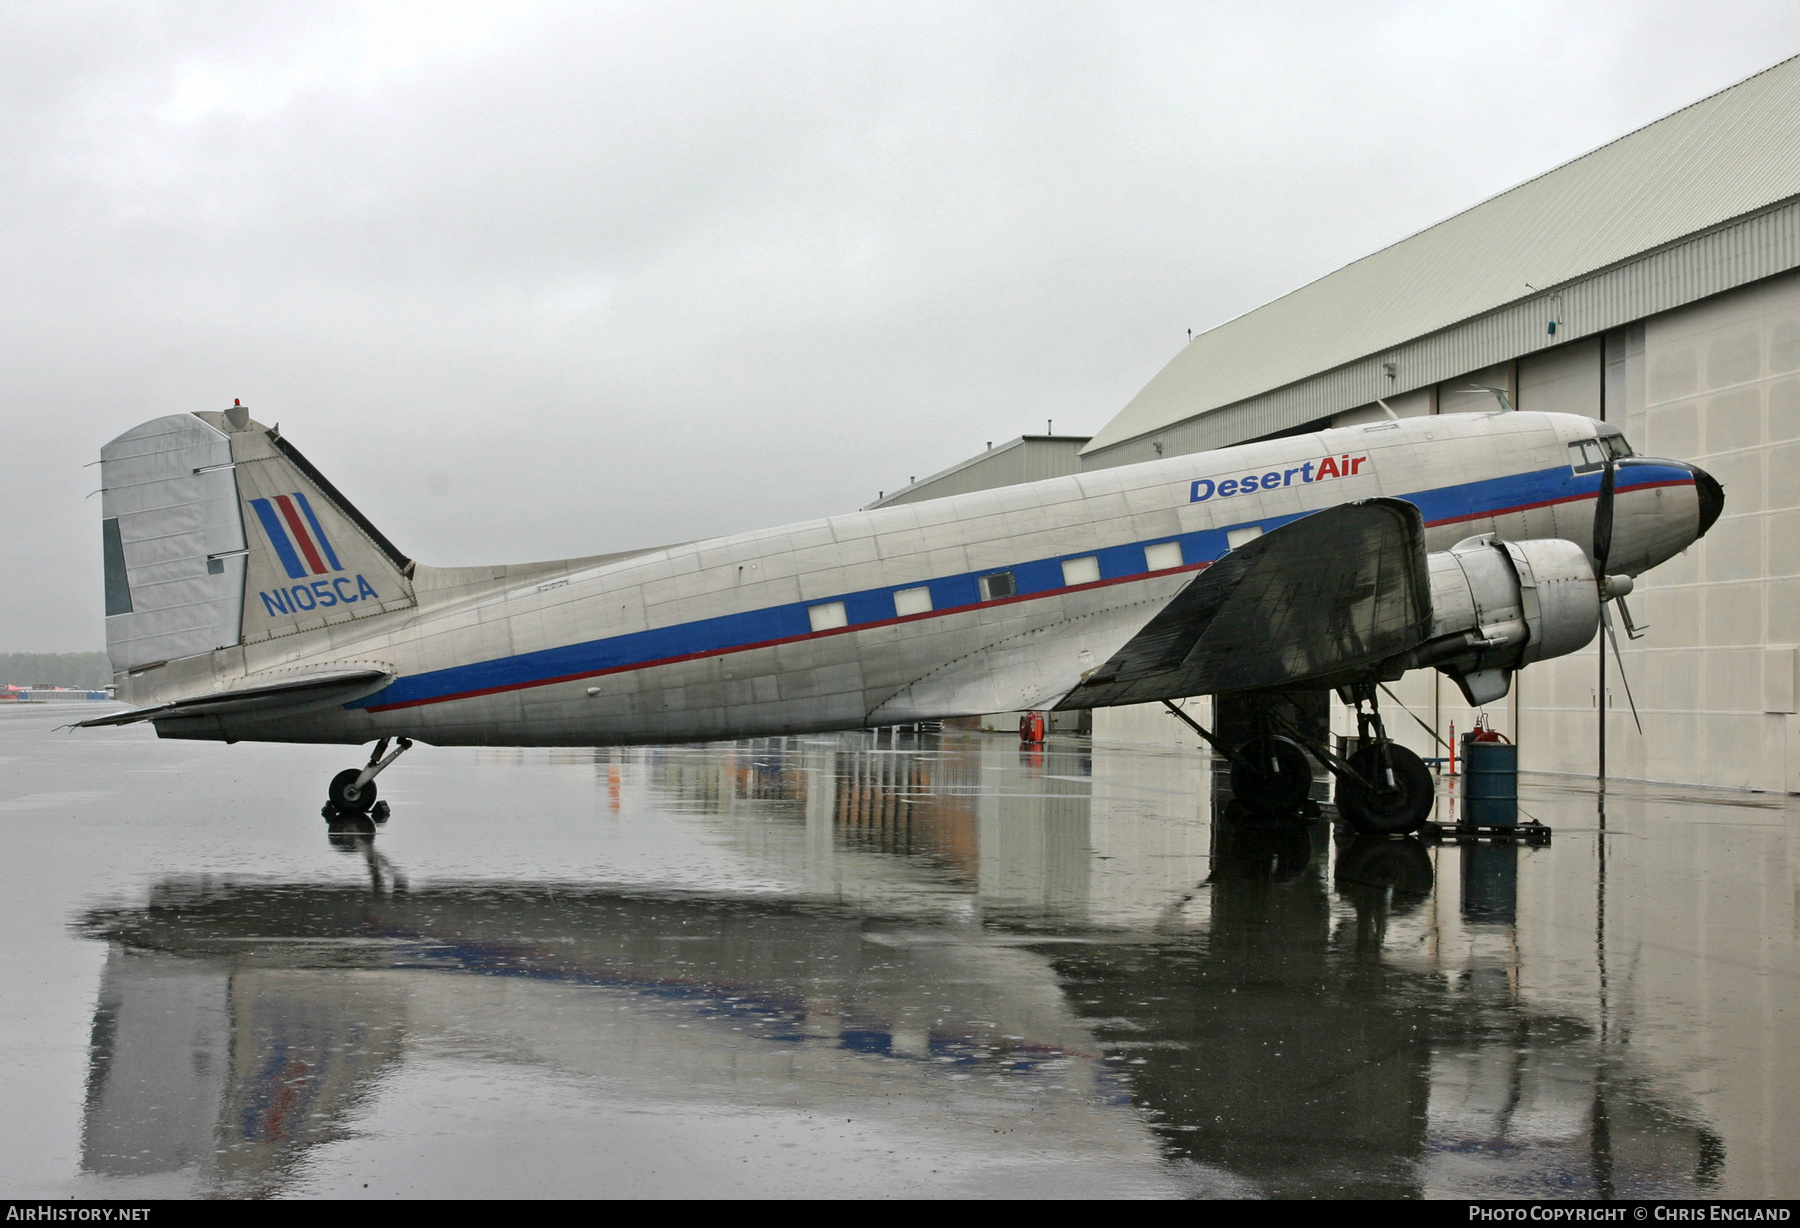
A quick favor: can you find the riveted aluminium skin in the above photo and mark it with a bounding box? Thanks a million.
[89,409,1717,747]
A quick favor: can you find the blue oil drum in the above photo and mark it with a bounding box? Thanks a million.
[1460,736,1517,827]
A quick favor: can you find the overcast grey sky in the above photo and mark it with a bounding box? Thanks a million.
[6,1,1800,650]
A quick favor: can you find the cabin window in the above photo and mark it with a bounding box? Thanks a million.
[893,586,933,616]
[1144,541,1184,571]
[1060,556,1101,587]
[1226,526,1264,551]
[807,601,848,632]
[979,571,1015,601]
[1568,439,1607,472]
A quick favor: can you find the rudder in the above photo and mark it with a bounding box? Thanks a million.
[100,414,247,673]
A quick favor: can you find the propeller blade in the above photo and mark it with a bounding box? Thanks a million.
[1593,458,1616,576]
[1601,604,1643,735]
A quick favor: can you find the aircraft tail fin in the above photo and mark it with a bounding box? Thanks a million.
[100,408,417,675]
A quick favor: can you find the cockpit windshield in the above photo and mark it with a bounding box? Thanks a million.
[1569,429,1634,472]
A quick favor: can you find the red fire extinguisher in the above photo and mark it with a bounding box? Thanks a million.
[1019,711,1046,743]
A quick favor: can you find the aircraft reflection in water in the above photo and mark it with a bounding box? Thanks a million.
[76,732,1721,1199]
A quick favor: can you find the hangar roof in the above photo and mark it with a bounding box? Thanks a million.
[1085,54,1800,455]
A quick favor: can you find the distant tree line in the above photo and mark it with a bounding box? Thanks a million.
[2,652,111,689]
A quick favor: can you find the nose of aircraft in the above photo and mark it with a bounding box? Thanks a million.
[1691,463,1725,538]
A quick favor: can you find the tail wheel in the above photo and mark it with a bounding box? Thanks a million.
[328,768,377,814]
[1337,744,1434,834]
[1229,735,1312,812]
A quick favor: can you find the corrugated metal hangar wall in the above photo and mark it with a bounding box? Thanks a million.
[1184,272,1800,795]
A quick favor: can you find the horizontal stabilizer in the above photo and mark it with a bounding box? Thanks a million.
[76,667,394,728]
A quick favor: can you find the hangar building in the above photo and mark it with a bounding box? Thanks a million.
[875,54,1800,793]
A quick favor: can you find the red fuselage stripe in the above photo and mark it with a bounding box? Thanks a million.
[362,562,1211,712]
[273,494,328,575]
[362,475,1696,715]
[1422,477,1690,528]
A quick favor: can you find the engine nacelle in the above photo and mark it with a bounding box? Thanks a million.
[1396,535,1601,705]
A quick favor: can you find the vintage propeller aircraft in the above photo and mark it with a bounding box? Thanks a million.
[79,400,1720,833]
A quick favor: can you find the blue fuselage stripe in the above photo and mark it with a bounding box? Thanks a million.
[249,498,309,580]
[353,461,1691,712]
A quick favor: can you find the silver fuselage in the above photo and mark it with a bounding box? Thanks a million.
[125,411,1706,746]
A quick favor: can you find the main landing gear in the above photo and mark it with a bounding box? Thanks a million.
[323,736,413,825]
[1160,683,1436,834]
[1332,686,1434,835]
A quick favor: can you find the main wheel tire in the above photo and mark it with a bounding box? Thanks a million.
[1229,735,1313,812]
[1337,744,1434,834]
[327,768,377,814]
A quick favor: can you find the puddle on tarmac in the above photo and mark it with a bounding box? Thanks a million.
[3,708,1793,1198]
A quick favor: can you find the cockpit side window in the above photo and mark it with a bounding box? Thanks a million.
[1568,439,1607,473]
[1599,429,1634,460]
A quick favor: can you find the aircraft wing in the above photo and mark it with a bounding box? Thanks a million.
[1058,498,1431,709]
[75,667,395,728]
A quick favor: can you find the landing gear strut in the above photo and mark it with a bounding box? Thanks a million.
[323,736,412,822]
[1332,685,1434,835]
[1159,684,1435,833]
[1158,698,1313,815]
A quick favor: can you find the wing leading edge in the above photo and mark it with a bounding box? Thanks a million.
[1058,498,1432,709]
